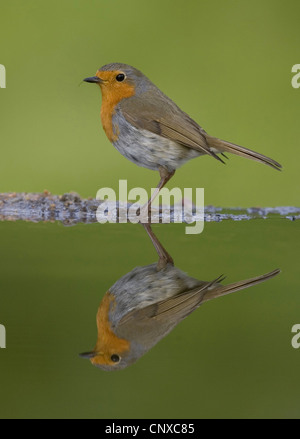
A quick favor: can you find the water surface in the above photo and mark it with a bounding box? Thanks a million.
[0,218,299,418]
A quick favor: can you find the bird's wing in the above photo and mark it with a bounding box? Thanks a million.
[120,92,225,163]
[118,277,222,332]
[116,269,280,347]
[119,270,280,327]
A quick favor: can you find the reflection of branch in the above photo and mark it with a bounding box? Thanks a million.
[0,192,299,226]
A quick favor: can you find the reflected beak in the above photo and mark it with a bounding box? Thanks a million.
[83,76,103,84]
[79,351,96,359]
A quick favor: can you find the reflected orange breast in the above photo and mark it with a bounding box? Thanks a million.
[92,291,130,366]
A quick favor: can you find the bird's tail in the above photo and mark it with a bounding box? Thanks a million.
[206,135,282,171]
[202,269,281,303]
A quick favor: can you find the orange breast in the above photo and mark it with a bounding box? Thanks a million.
[92,291,130,366]
[99,77,135,143]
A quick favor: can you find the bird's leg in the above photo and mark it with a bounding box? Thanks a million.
[140,167,175,223]
[142,223,174,270]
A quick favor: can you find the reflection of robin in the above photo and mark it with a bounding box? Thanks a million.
[80,226,280,371]
[81,265,280,371]
[84,63,281,208]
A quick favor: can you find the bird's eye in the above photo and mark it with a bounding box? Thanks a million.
[116,73,125,82]
[111,354,120,363]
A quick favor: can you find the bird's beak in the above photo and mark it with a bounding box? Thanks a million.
[79,351,97,359]
[83,76,103,84]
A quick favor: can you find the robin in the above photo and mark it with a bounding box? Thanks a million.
[80,226,280,371]
[84,63,282,210]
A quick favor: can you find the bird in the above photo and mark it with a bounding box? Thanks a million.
[80,264,280,371]
[80,225,280,371]
[84,63,282,210]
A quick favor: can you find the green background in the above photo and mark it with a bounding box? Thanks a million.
[0,0,300,420]
[0,0,299,206]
